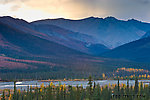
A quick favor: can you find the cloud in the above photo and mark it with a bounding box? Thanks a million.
[10,5,21,11]
[0,0,150,22]
[0,0,29,4]
[0,0,29,12]
[72,0,150,21]
[135,0,150,4]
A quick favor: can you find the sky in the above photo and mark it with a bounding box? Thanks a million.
[0,0,150,22]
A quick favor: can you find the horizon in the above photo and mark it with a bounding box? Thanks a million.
[1,15,149,23]
[0,0,150,22]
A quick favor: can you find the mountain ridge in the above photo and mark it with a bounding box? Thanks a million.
[0,16,109,55]
[1,16,150,79]
[32,16,150,48]
[101,36,150,62]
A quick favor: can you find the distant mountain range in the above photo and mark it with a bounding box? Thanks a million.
[32,16,150,48]
[0,16,112,74]
[0,16,109,55]
[1,16,150,79]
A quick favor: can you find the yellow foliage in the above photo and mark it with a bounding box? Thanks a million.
[123,84,126,89]
[144,74,147,78]
[40,88,42,92]
[130,75,133,78]
[116,67,149,73]
[59,85,63,91]
[101,87,103,92]
[144,84,148,88]
[8,94,12,100]
[102,73,105,78]
[40,83,44,88]
[121,83,123,87]
[109,83,111,88]
[147,75,150,78]
[141,82,143,87]
[50,82,53,87]
[63,84,66,88]
[132,85,135,89]
[139,82,141,91]
[18,89,21,94]
[112,84,116,89]
[104,85,108,88]
[9,94,12,98]
[63,84,66,91]
[52,85,55,88]
[8,97,11,100]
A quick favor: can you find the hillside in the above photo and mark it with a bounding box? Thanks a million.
[1,16,150,79]
[0,20,115,79]
[0,22,84,56]
[32,17,150,48]
[0,16,109,55]
[33,24,109,55]
[101,37,150,62]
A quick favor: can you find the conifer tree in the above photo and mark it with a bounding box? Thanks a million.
[56,87,60,100]
[134,77,138,94]
[76,85,80,100]
[126,79,129,95]
[88,75,93,99]
[1,90,5,100]
[92,83,101,100]
[117,78,120,94]
[13,81,17,100]
[46,85,53,100]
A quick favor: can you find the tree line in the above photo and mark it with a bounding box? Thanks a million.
[0,76,150,100]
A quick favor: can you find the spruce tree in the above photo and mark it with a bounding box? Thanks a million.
[134,77,138,94]
[88,75,93,99]
[1,90,5,100]
[127,79,129,94]
[13,81,17,100]
[117,78,120,94]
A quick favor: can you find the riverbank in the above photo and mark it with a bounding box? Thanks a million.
[38,79,89,82]
[0,78,150,83]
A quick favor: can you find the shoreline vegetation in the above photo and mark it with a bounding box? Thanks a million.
[0,76,150,100]
[1,67,150,82]
[1,78,150,83]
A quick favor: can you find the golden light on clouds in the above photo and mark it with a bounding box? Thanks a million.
[0,0,150,22]
[0,0,111,22]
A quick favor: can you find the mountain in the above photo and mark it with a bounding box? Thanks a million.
[0,21,88,57]
[0,16,109,55]
[1,16,150,79]
[0,17,115,79]
[32,24,109,55]
[101,36,150,62]
[32,16,150,48]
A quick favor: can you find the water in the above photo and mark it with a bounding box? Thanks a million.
[0,80,150,90]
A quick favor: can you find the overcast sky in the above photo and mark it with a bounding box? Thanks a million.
[0,0,150,22]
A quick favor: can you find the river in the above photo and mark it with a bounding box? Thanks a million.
[0,80,150,90]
